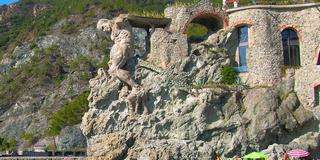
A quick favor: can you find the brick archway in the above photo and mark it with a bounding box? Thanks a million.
[182,12,227,34]
[165,1,228,33]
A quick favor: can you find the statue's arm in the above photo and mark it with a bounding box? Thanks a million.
[111,31,116,40]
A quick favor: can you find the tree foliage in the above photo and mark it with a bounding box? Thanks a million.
[187,23,209,42]
[0,137,17,152]
[46,91,90,136]
[21,132,37,145]
[220,66,238,85]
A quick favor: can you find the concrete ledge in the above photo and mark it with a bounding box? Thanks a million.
[227,3,320,13]
[126,15,171,29]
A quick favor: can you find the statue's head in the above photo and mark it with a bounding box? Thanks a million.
[97,19,113,32]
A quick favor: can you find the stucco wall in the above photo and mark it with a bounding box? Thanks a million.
[227,4,320,107]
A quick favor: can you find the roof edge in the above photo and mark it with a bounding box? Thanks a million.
[226,3,320,13]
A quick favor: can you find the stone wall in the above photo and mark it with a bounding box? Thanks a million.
[227,3,320,107]
[148,28,188,68]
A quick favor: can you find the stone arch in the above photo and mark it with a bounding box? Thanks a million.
[183,13,227,33]
[183,11,227,43]
[231,20,254,28]
[279,25,303,41]
[165,1,228,34]
[183,12,227,34]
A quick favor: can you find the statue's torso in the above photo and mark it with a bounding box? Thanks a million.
[112,28,132,44]
[109,27,133,65]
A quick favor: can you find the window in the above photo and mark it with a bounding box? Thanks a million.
[281,28,300,66]
[315,85,320,106]
[236,25,248,72]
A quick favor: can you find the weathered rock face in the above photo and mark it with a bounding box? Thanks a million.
[0,24,105,150]
[81,31,319,159]
[56,125,87,150]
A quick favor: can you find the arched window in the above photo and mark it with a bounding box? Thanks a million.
[315,85,320,106]
[236,25,248,72]
[281,28,300,66]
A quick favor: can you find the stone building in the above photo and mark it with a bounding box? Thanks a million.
[226,3,320,108]
[150,1,320,108]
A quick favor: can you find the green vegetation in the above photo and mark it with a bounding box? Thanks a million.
[187,23,209,42]
[0,43,101,113]
[0,137,16,152]
[46,91,90,136]
[0,45,98,137]
[60,22,80,34]
[220,66,238,85]
[97,47,111,69]
[21,132,37,145]
[1,0,318,53]
[68,55,98,81]
[0,45,66,111]
[0,0,170,52]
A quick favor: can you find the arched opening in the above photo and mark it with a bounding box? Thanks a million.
[315,85,320,106]
[281,28,300,67]
[186,14,223,43]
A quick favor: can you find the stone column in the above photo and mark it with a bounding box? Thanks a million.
[145,28,151,56]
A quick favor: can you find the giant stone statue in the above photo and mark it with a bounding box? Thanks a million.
[97,14,149,114]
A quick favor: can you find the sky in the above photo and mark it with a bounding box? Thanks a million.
[0,0,19,5]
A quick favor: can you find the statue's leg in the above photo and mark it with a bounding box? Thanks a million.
[109,43,144,115]
[114,69,139,88]
[109,43,139,89]
[127,87,140,114]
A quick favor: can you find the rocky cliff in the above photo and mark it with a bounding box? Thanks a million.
[0,0,163,152]
[80,28,320,159]
[1,0,319,157]
[0,16,106,151]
